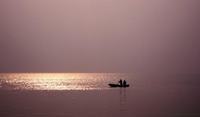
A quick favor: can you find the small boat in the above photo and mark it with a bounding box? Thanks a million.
[108,83,129,88]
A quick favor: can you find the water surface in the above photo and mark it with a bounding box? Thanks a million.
[0,73,200,117]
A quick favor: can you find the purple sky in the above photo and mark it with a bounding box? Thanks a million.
[0,0,200,73]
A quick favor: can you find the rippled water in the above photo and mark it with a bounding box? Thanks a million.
[0,73,134,90]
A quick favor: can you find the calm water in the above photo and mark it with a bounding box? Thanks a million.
[0,73,200,117]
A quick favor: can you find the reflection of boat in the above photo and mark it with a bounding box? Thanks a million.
[108,84,129,88]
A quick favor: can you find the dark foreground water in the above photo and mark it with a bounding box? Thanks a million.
[0,73,200,117]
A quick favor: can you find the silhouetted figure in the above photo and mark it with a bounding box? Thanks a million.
[119,79,122,87]
[123,80,127,87]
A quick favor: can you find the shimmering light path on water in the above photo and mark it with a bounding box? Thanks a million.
[0,73,133,90]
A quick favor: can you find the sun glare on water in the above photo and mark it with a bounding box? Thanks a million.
[0,73,127,91]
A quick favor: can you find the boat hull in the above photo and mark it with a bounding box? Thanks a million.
[108,84,129,88]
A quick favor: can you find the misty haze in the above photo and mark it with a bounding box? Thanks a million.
[0,1,200,117]
[0,0,199,73]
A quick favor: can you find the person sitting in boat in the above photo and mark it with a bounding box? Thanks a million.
[119,79,122,86]
[123,80,127,87]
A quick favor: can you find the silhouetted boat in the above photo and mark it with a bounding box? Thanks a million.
[108,83,129,88]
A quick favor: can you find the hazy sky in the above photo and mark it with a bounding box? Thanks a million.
[0,0,200,73]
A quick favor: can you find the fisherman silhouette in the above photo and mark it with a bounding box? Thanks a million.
[123,80,127,87]
[119,79,122,87]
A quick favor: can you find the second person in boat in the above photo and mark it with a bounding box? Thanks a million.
[123,80,127,87]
